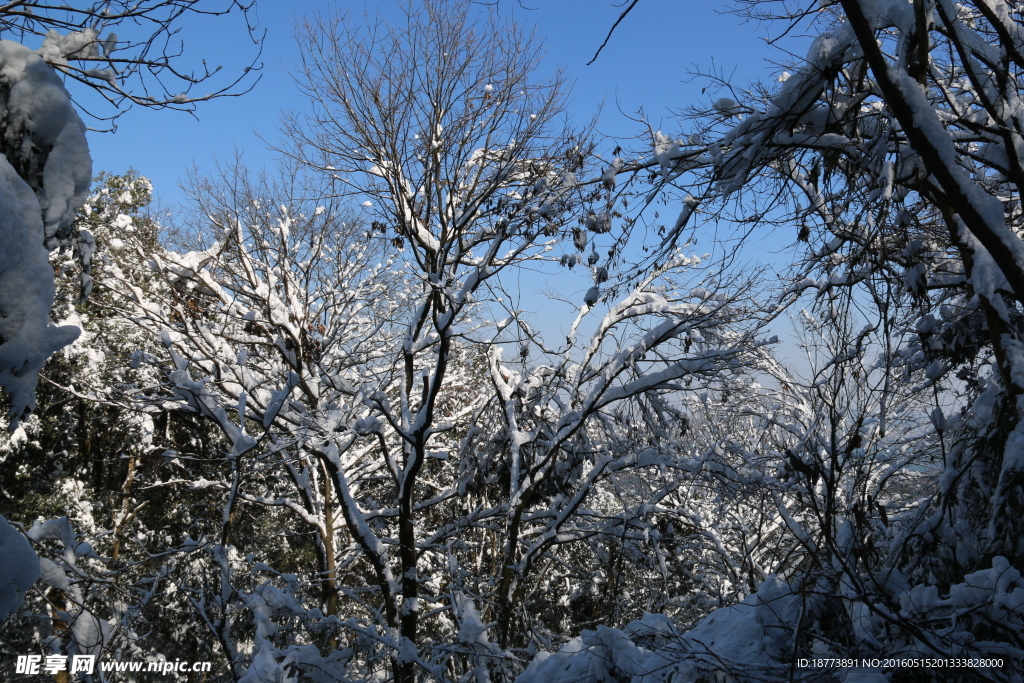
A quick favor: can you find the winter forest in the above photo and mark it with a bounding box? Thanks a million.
[4,0,1024,681]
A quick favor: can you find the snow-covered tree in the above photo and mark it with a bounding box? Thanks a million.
[19,1,1024,680]
[0,172,231,679]
[0,2,260,423]
[49,3,775,681]
[0,4,261,643]
[512,1,1024,679]
[0,39,91,422]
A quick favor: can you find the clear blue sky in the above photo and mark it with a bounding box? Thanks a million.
[77,0,814,361]
[85,1,801,207]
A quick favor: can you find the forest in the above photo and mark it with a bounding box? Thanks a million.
[1,0,1024,681]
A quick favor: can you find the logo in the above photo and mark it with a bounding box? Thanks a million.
[15,655,95,676]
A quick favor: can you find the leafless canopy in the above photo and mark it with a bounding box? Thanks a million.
[0,1,263,120]
[282,0,591,274]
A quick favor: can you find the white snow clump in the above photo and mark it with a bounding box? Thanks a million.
[0,39,92,421]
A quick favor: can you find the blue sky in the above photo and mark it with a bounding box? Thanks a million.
[78,0,814,361]
[85,1,801,207]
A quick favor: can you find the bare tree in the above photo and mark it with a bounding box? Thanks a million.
[280,6,596,679]
[1,0,262,116]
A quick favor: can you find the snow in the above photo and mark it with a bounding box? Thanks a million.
[453,592,493,647]
[601,158,622,189]
[653,131,681,178]
[38,28,103,65]
[396,636,418,664]
[0,40,92,243]
[516,580,799,683]
[8,5,1024,678]
[0,514,38,622]
[37,557,69,590]
[0,38,91,420]
[712,97,743,116]
[0,153,80,420]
